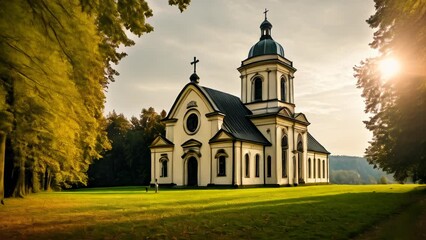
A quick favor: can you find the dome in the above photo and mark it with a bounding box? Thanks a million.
[248,39,285,58]
[248,17,285,58]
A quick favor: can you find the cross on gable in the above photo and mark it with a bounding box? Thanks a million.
[264,8,269,20]
[191,56,199,73]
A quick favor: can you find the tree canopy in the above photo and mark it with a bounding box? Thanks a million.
[89,108,165,187]
[0,0,190,201]
[354,0,426,182]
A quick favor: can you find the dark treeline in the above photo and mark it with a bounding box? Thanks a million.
[88,108,165,187]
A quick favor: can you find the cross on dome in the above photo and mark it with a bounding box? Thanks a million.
[189,56,200,83]
[264,8,269,20]
[191,56,199,73]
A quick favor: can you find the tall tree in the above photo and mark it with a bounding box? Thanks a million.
[88,108,165,187]
[0,0,191,199]
[127,108,166,185]
[354,0,426,182]
[89,111,131,186]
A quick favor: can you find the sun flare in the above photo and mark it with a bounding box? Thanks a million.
[379,58,400,80]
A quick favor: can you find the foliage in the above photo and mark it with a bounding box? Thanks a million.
[330,155,394,184]
[354,0,426,182]
[0,185,424,239]
[88,108,165,186]
[331,170,362,184]
[0,0,191,198]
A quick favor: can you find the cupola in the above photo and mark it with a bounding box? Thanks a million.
[248,11,285,58]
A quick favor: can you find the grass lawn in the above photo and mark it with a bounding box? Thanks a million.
[0,184,424,239]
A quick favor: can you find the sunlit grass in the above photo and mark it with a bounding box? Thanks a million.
[0,184,424,239]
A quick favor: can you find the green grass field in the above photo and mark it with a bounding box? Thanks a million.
[0,184,425,239]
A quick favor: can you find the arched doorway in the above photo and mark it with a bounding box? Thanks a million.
[187,157,198,186]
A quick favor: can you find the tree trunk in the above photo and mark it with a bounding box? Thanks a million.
[0,132,6,204]
[12,157,26,198]
[45,167,52,191]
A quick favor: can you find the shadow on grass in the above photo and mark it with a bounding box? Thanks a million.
[2,187,425,240]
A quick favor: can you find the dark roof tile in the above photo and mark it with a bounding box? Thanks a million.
[201,86,270,145]
[307,132,330,154]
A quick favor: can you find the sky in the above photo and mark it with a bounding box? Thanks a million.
[105,0,378,157]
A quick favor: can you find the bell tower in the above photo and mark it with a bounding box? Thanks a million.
[238,11,297,115]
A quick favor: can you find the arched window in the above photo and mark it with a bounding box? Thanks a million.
[318,159,321,178]
[282,135,288,178]
[218,156,226,176]
[245,154,250,177]
[267,156,272,178]
[160,159,168,177]
[215,149,228,177]
[323,160,325,179]
[281,77,286,101]
[308,158,311,178]
[313,158,316,178]
[254,77,262,101]
[255,154,260,177]
[297,134,303,179]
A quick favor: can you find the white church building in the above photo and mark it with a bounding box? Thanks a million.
[150,14,330,187]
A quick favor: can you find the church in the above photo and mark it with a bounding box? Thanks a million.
[150,13,330,187]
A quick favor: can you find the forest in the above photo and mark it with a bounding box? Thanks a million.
[88,108,165,187]
[329,156,394,184]
[0,0,190,202]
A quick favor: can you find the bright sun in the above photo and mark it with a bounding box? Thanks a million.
[379,58,400,80]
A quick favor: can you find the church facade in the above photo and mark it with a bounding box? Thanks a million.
[150,15,330,187]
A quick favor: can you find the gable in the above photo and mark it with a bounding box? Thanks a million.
[150,135,174,149]
[164,83,219,121]
[181,139,203,148]
[209,129,235,143]
[294,113,310,125]
[278,107,293,118]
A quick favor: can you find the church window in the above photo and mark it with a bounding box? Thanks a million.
[318,159,321,178]
[218,156,226,176]
[313,158,316,178]
[323,160,325,178]
[255,154,260,177]
[160,159,168,177]
[282,135,288,178]
[184,110,200,135]
[187,113,198,132]
[308,158,311,178]
[254,77,262,101]
[296,134,303,179]
[267,156,272,178]
[245,154,250,177]
[281,77,286,101]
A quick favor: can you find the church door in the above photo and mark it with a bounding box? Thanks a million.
[187,157,198,186]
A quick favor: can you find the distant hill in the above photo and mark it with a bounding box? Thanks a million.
[329,155,394,184]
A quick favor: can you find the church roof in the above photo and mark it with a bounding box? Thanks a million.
[307,132,330,154]
[201,86,271,145]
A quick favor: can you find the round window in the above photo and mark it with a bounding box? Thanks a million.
[186,113,199,133]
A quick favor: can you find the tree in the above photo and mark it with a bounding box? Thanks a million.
[0,0,191,200]
[330,170,362,184]
[126,108,165,185]
[354,0,426,182]
[88,108,165,187]
[89,111,131,186]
